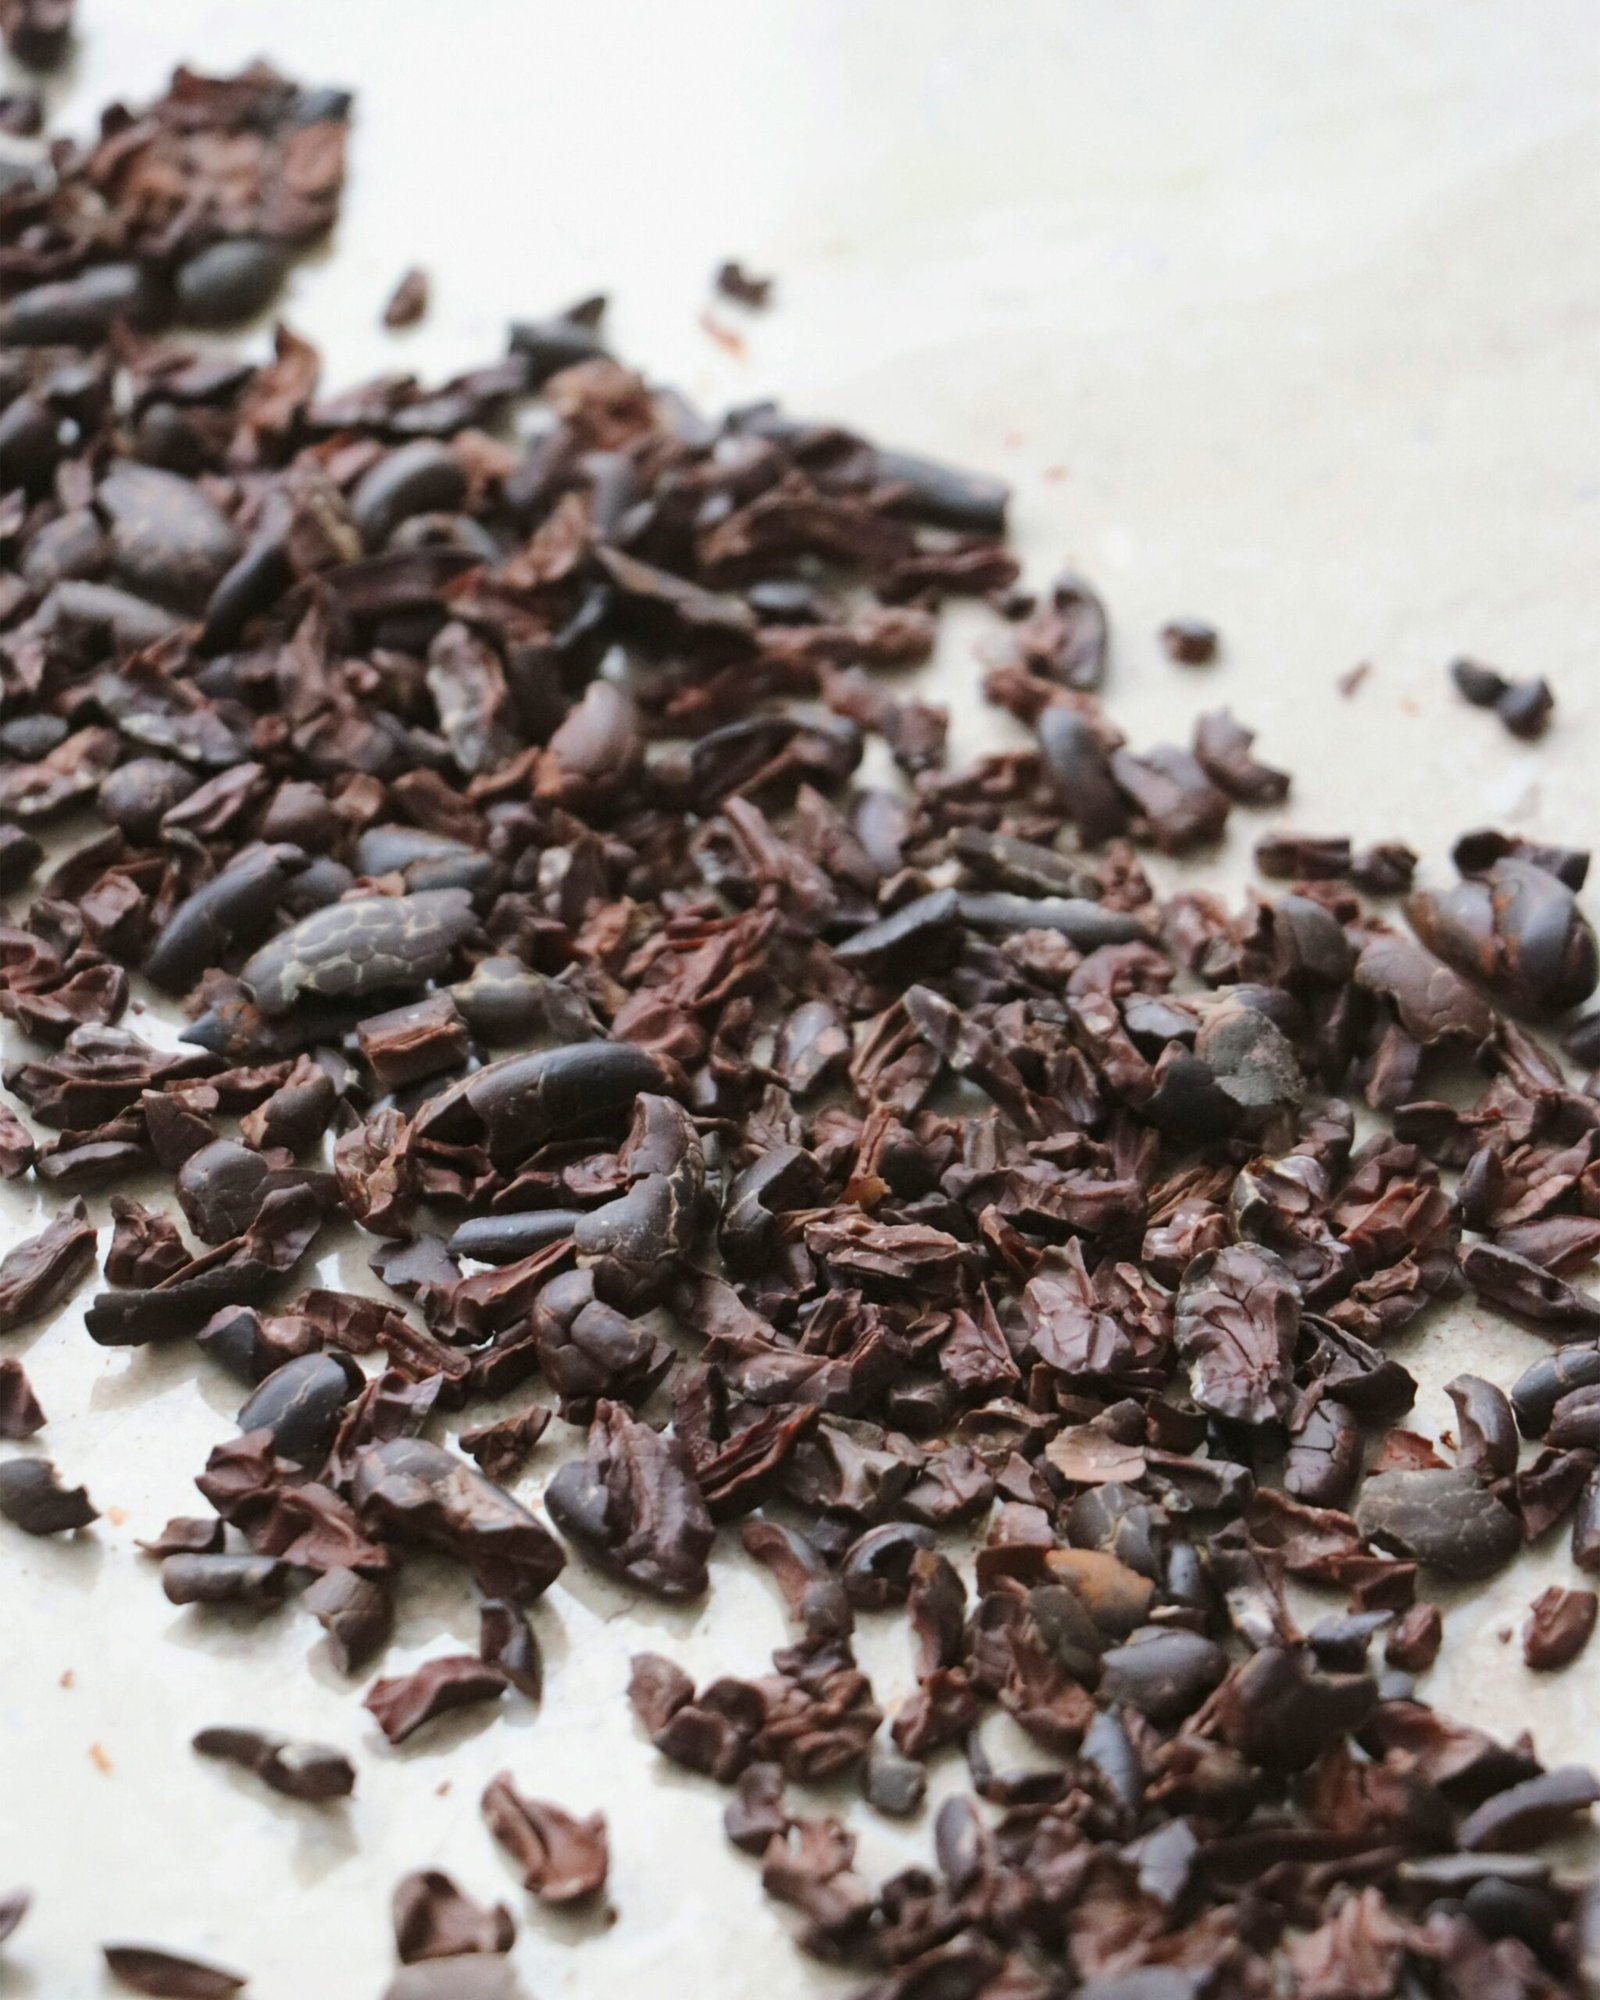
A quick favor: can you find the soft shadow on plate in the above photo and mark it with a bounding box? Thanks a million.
[190,1757,363,1884]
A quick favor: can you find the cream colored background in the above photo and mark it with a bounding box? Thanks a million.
[1,1,1599,1993]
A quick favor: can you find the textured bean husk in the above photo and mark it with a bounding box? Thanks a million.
[415,1040,676,1163]
[241,890,478,1017]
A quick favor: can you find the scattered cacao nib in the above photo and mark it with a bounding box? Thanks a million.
[1451,656,1509,707]
[478,1600,541,1700]
[192,1725,355,1800]
[364,1655,508,1746]
[1575,1471,1600,1573]
[0,0,72,69]
[544,1400,714,1599]
[1511,1346,1600,1437]
[1354,928,1497,1045]
[1444,1373,1519,1479]
[101,1944,246,1998]
[1109,744,1228,852]
[1523,1586,1597,1671]
[351,1439,564,1603]
[1462,1243,1600,1332]
[383,267,431,329]
[236,1351,361,1468]
[1355,1468,1521,1578]
[714,261,773,308]
[1255,831,1352,880]
[162,1554,286,1606]
[1159,616,1217,664]
[480,1774,608,1902]
[1497,676,1555,738]
[0,1359,45,1439]
[1035,706,1127,843]
[137,1516,224,1559]
[1173,1243,1298,1425]
[458,1407,549,1484]
[1191,709,1288,805]
[725,1761,791,1850]
[626,1652,694,1738]
[0,1456,96,1535]
[0,1200,96,1333]
[1547,1382,1600,1452]
[0,1106,36,1180]
[1384,1601,1442,1673]
[392,1871,514,1962]
[0,827,43,899]
[1407,858,1598,1016]
[1007,571,1107,688]
[0,1887,28,1943]
[1455,826,1589,888]
[864,1739,926,1816]
[1456,1765,1600,1850]
[303,1567,392,1673]
[358,995,471,1088]
[1350,841,1418,894]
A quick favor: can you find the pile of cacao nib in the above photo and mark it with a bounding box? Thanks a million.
[3,37,1600,2000]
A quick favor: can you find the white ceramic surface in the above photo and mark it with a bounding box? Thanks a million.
[1,2,1599,1993]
